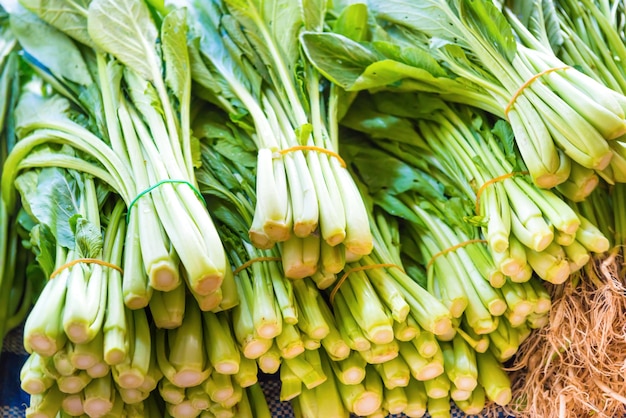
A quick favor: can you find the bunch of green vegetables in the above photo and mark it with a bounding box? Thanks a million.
[187,0,373,278]
[5,0,229,308]
[191,106,541,418]
[190,104,514,417]
[0,4,41,356]
[342,92,609,286]
[300,0,626,189]
[503,0,626,184]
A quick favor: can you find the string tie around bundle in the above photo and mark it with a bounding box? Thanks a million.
[275,145,346,168]
[49,258,124,280]
[426,239,488,271]
[505,66,572,116]
[329,263,404,305]
[126,179,205,223]
[474,171,529,215]
[232,256,282,276]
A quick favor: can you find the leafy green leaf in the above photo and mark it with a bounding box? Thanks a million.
[491,119,519,168]
[302,32,468,92]
[350,59,447,91]
[162,8,190,101]
[211,204,250,241]
[15,167,82,249]
[301,0,326,32]
[440,196,476,235]
[300,32,380,88]
[221,14,270,87]
[221,18,264,97]
[88,0,160,81]
[373,192,420,223]
[19,0,95,48]
[333,3,369,41]
[194,110,257,169]
[372,41,447,78]
[368,0,465,45]
[146,0,168,15]
[10,8,93,86]
[29,223,56,278]
[190,0,255,99]
[541,0,563,51]
[460,0,516,62]
[225,0,302,77]
[188,38,225,94]
[438,43,500,88]
[370,91,447,119]
[71,215,103,259]
[347,145,444,202]
[341,95,426,146]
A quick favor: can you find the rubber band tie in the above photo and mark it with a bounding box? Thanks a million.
[50,258,124,280]
[329,263,404,305]
[233,256,282,276]
[276,145,346,168]
[475,171,529,215]
[126,179,205,223]
[426,239,488,271]
[505,66,571,115]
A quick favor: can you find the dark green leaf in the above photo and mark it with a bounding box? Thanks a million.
[213,138,257,168]
[15,167,82,249]
[373,192,420,223]
[300,32,380,88]
[370,91,447,119]
[29,223,56,278]
[210,202,250,241]
[341,95,426,146]
[460,0,516,62]
[372,41,447,78]
[491,119,519,168]
[350,147,419,195]
[221,14,270,86]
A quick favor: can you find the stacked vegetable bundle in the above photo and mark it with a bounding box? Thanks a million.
[2,0,626,418]
[0,4,38,354]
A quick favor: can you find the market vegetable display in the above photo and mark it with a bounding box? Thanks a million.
[2,0,626,418]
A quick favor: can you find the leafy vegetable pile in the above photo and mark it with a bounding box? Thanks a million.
[1,0,626,417]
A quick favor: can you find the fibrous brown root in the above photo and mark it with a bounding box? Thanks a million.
[504,251,626,418]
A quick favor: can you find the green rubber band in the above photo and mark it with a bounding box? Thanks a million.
[126,179,206,223]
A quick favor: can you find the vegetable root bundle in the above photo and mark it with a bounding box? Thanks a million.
[506,254,626,418]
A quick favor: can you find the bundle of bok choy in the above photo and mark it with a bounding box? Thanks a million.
[300,0,626,188]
